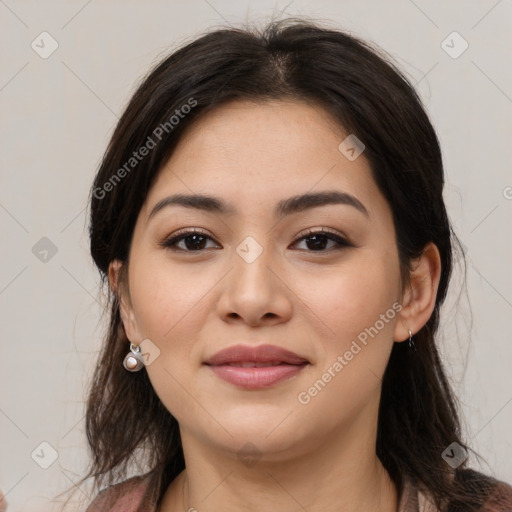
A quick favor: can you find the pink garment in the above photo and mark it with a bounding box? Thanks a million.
[85,473,512,512]
[85,475,153,512]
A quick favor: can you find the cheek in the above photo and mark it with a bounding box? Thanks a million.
[129,252,214,342]
[127,254,214,420]
[306,249,401,344]
[306,249,401,403]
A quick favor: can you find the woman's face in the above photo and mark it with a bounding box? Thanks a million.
[116,99,407,460]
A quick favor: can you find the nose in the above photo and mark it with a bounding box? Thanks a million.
[216,241,293,327]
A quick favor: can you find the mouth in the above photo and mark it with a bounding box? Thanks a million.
[220,361,300,367]
[204,344,310,389]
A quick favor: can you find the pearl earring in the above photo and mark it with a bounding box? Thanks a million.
[123,343,144,371]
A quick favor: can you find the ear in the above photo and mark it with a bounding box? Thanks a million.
[393,242,442,343]
[108,259,143,343]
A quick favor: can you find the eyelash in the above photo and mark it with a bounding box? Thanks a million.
[160,227,351,253]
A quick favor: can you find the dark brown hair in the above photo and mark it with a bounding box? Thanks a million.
[73,17,505,511]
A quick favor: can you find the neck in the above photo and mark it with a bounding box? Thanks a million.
[161,415,398,512]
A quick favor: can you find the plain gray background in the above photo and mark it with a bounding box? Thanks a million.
[1,1,511,510]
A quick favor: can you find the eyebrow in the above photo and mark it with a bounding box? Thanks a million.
[147,190,369,222]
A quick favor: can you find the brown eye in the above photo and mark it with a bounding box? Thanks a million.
[161,230,219,252]
[292,229,351,252]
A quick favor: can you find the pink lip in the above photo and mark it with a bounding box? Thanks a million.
[204,344,310,389]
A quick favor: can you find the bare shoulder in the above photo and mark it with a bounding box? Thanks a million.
[85,474,153,512]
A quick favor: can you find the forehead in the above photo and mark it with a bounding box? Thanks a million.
[171,98,346,163]
[143,99,385,220]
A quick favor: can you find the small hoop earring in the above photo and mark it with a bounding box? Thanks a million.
[408,330,417,352]
[123,343,144,372]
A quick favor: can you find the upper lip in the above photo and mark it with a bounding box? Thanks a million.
[204,344,309,366]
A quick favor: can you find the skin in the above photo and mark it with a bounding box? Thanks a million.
[109,99,441,512]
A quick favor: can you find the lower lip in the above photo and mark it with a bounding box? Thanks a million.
[207,364,308,389]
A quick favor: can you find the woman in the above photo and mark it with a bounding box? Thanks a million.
[79,17,512,512]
